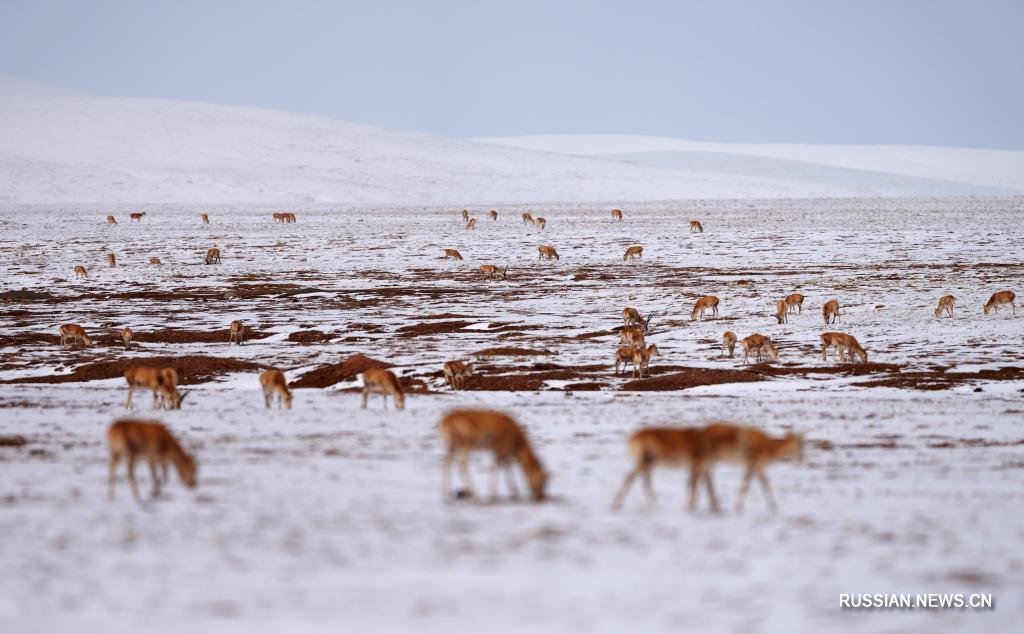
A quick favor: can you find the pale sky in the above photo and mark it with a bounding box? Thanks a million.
[1,0,1022,148]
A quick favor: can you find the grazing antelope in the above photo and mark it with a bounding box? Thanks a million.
[443,360,472,390]
[124,367,183,410]
[620,326,646,349]
[722,331,737,358]
[58,324,92,347]
[696,423,803,512]
[934,294,955,318]
[74,265,88,278]
[537,245,560,260]
[984,290,1016,316]
[623,246,643,261]
[631,343,660,378]
[130,211,146,222]
[121,327,133,349]
[200,213,210,224]
[106,215,117,225]
[272,212,286,222]
[611,209,623,221]
[479,264,508,279]
[522,212,535,225]
[439,409,547,502]
[466,218,477,230]
[820,332,868,364]
[622,307,653,332]
[488,210,498,221]
[149,257,161,265]
[229,320,245,345]
[107,253,116,268]
[741,334,778,365]
[107,420,196,500]
[259,369,293,410]
[535,217,547,230]
[785,293,805,314]
[823,299,840,324]
[612,427,706,510]
[775,299,788,324]
[689,220,704,233]
[204,248,221,264]
[285,212,296,223]
[614,347,636,375]
[361,368,405,410]
[443,248,464,260]
[461,209,470,222]
[691,295,720,320]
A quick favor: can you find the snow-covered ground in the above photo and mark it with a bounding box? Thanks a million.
[1,199,1022,633]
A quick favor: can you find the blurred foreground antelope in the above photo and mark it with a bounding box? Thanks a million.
[722,331,737,358]
[823,299,840,324]
[537,245,559,260]
[984,290,1016,316]
[361,368,405,410]
[691,295,719,320]
[259,369,293,409]
[612,427,706,510]
[742,333,778,364]
[934,294,955,318]
[59,324,92,347]
[695,423,803,512]
[107,420,196,500]
[229,320,245,345]
[439,409,547,502]
[624,246,643,261]
[443,360,472,390]
[443,248,464,260]
[205,248,221,264]
[820,332,868,364]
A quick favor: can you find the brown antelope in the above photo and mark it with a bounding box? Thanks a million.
[620,326,646,349]
[259,369,293,410]
[124,367,183,410]
[229,320,245,345]
[820,332,868,364]
[691,295,720,320]
[106,215,117,225]
[722,331,737,358]
[59,324,92,347]
[439,409,547,502]
[130,211,146,222]
[443,360,472,390]
[631,343,660,378]
[479,264,508,279]
[107,253,117,268]
[149,257,161,265]
[984,290,1016,316]
[74,265,88,278]
[443,248,464,260]
[622,307,654,332]
[200,213,210,224]
[522,212,535,225]
[285,212,296,223]
[775,299,788,324]
[742,334,778,364]
[785,293,805,314]
[614,347,636,375]
[612,427,707,510]
[624,246,643,261]
[537,245,560,260]
[934,294,955,318]
[205,248,221,264]
[611,209,623,221]
[466,218,477,230]
[689,220,704,233]
[461,209,470,222]
[488,210,498,221]
[107,420,196,500]
[121,327,133,349]
[823,299,840,324]
[535,217,547,230]
[272,212,287,223]
[361,368,405,410]
[695,423,803,512]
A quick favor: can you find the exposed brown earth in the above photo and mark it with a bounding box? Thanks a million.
[289,353,392,388]
[473,347,555,357]
[3,355,263,385]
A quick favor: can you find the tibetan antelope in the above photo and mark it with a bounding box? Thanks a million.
[984,290,1016,316]
[538,245,560,260]
[535,217,547,230]
[107,420,196,500]
[361,368,405,410]
[822,299,840,324]
[443,248,464,260]
[121,327,133,349]
[775,299,788,324]
[466,218,477,230]
[690,220,704,233]
[107,253,116,268]
[106,215,117,225]
[820,332,868,364]
[522,212,535,225]
[59,324,92,347]
[934,294,955,318]
[461,209,470,222]
[149,257,161,265]
[611,209,623,221]
[631,344,660,378]
[204,248,221,264]
[691,295,719,320]
[620,326,646,349]
[259,369,293,410]
[742,334,778,364]
[443,360,472,390]
[74,265,88,278]
[785,293,805,314]
[624,246,643,261]
[622,307,653,332]
[200,213,210,224]
[229,320,245,345]
[124,367,183,410]
[722,331,737,358]
[130,211,146,222]
[273,212,287,223]
[488,210,498,221]
[612,427,707,510]
[614,347,636,375]
[696,423,803,512]
[284,212,296,223]
[439,409,547,502]
[479,264,508,279]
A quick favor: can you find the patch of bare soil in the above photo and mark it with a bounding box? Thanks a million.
[0,289,55,302]
[0,435,28,447]
[620,367,766,391]
[290,354,392,388]
[127,329,272,344]
[397,321,473,337]
[0,333,59,348]
[473,347,555,357]
[287,330,334,344]
[3,355,263,385]
[462,369,594,391]
[853,366,1024,390]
